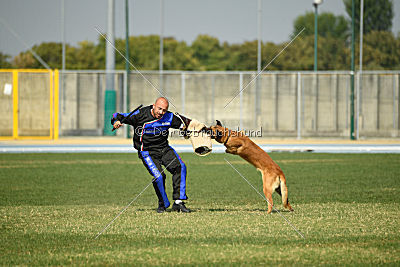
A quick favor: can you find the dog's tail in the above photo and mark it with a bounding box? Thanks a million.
[279,174,294,211]
[279,175,289,208]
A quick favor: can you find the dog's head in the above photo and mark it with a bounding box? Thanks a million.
[205,120,229,144]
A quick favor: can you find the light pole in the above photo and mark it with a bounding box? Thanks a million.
[313,0,323,71]
[159,0,164,95]
[255,0,262,129]
[350,0,355,140]
[125,0,130,138]
[104,0,116,135]
[313,0,322,132]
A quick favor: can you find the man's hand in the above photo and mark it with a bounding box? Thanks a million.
[113,121,123,129]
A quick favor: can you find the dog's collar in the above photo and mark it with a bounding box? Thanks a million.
[223,129,231,145]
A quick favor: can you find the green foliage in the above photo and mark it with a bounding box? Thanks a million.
[191,35,228,70]
[361,31,400,69]
[343,0,394,34]
[228,41,258,70]
[276,36,315,70]
[30,42,62,69]
[0,52,12,68]
[127,35,160,70]
[163,37,200,70]
[70,41,103,69]
[292,12,348,40]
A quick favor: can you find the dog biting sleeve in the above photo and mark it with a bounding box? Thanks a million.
[187,119,212,156]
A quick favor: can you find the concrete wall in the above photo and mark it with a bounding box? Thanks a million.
[0,72,51,137]
[18,73,51,136]
[0,72,13,136]
[58,71,400,138]
[3,70,397,138]
[60,72,124,136]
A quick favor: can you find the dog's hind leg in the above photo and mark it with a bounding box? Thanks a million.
[263,186,274,214]
[262,173,279,214]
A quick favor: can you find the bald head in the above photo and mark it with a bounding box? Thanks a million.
[155,97,169,107]
[152,97,169,119]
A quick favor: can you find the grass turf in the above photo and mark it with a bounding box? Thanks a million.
[0,152,399,265]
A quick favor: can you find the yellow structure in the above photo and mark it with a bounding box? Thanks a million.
[0,69,59,140]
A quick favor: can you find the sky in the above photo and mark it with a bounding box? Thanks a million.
[0,0,399,57]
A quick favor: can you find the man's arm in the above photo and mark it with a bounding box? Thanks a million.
[172,113,192,139]
[111,110,140,129]
[173,113,191,130]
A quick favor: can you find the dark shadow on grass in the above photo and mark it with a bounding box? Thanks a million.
[134,208,197,213]
[207,208,293,213]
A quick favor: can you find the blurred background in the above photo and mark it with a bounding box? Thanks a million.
[0,0,399,140]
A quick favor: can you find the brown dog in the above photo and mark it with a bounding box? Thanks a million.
[207,120,294,214]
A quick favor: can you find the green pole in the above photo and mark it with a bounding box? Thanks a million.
[350,0,355,140]
[104,90,116,135]
[125,0,130,138]
[314,3,318,71]
[103,0,116,136]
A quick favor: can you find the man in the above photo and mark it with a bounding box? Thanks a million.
[111,97,191,213]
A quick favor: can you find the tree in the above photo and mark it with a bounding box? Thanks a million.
[113,36,200,71]
[8,30,400,71]
[191,35,228,70]
[276,36,315,70]
[292,12,348,40]
[127,35,160,70]
[13,52,36,68]
[69,41,102,69]
[0,52,13,68]
[163,37,200,70]
[361,31,400,69]
[343,0,394,34]
[13,42,62,69]
[227,41,257,70]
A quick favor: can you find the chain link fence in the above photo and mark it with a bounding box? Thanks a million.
[59,70,400,139]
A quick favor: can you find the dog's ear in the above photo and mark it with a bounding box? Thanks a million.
[216,120,222,126]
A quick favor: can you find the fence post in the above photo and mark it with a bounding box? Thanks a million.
[297,72,301,140]
[356,71,360,139]
[12,70,18,139]
[393,74,397,131]
[398,74,400,133]
[315,72,319,132]
[49,70,54,139]
[54,70,59,140]
[76,73,80,130]
[181,72,185,115]
[240,73,243,130]
[335,73,339,132]
[274,73,278,131]
[60,70,65,134]
[211,75,215,123]
[123,71,128,138]
[377,74,380,130]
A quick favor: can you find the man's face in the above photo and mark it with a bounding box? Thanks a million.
[152,99,169,119]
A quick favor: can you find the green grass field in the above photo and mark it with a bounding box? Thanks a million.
[1,152,399,265]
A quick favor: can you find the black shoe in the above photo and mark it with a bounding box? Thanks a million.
[157,205,166,213]
[172,202,191,213]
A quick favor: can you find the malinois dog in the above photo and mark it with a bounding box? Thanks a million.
[207,120,294,214]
